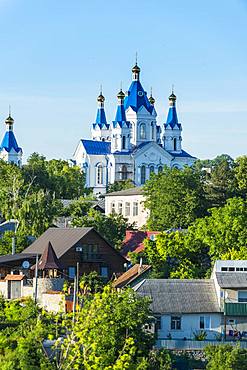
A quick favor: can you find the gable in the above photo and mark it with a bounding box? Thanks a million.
[133,141,173,162]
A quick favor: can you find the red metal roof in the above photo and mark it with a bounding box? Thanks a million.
[121,230,160,259]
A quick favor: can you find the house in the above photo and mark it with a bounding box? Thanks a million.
[130,260,247,348]
[134,279,221,342]
[0,227,126,307]
[23,227,126,280]
[73,63,196,194]
[105,187,149,228]
[121,230,160,258]
[112,263,151,289]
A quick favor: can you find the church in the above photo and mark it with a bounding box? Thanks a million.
[73,63,196,194]
[0,112,22,166]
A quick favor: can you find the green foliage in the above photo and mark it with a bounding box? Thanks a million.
[107,179,134,193]
[57,286,154,369]
[79,271,105,294]
[23,153,88,199]
[205,344,247,369]
[193,330,207,341]
[71,208,132,249]
[144,166,206,230]
[235,155,247,196]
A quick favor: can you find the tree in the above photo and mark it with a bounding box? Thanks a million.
[191,197,247,261]
[107,180,134,194]
[144,166,207,230]
[71,208,132,249]
[56,286,154,369]
[235,155,247,197]
[205,344,247,370]
[204,157,238,208]
[23,153,88,199]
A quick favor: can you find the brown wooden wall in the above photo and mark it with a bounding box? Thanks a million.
[59,229,126,279]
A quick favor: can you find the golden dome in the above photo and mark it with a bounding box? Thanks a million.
[132,63,140,73]
[149,95,155,105]
[97,94,105,103]
[169,92,176,102]
[117,89,125,100]
[5,115,14,124]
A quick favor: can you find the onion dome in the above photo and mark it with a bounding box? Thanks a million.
[97,93,105,103]
[5,115,14,124]
[169,92,177,102]
[132,63,141,74]
[149,94,155,105]
[117,89,125,100]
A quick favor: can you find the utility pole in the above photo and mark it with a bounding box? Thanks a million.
[34,254,39,304]
[72,274,77,324]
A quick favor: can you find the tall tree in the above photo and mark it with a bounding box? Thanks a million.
[144,166,206,230]
[235,155,247,198]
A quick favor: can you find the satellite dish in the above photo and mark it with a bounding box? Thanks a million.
[22,261,30,269]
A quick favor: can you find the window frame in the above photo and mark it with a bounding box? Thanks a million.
[133,202,138,216]
[199,315,211,330]
[140,123,146,139]
[171,316,181,330]
[125,202,130,216]
[141,165,146,184]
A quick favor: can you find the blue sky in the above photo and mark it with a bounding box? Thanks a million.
[0,0,246,161]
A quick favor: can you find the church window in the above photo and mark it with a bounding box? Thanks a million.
[122,135,126,150]
[141,165,146,184]
[158,165,163,173]
[102,137,105,142]
[111,202,116,214]
[97,164,103,184]
[125,202,130,216]
[174,138,177,151]
[151,123,155,140]
[140,123,146,139]
[115,137,118,149]
[150,165,155,175]
[122,165,128,180]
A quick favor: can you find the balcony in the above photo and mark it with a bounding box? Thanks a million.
[224,303,247,316]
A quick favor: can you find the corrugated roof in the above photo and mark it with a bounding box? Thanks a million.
[81,139,111,155]
[113,264,151,288]
[135,279,220,314]
[215,272,247,288]
[106,186,143,197]
[22,227,94,258]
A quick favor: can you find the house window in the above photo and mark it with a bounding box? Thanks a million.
[122,136,126,149]
[221,267,227,271]
[236,268,244,271]
[133,202,138,216]
[151,123,155,140]
[155,316,162,331]
[100,266,109,278]
[68,266,76,279]
[82,244,99,261]
[111,202,116,214]
[140,123,146,139]
[118,202,123,215]
[122,165,128,180]
[238,291,247,302]
[171,316,181,330]
[141,165,146,184]
[200,316,211,329]
[97,164,103,184]
[125,202,130,216]
[158,165,163,173]
[150,165,155,175]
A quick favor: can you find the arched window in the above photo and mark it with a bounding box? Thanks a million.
[150,165,155,175]
[140,123,146,139]
[122,135,126,149]
[174,138,177,151]
[115,137,118,149]
[141,165,146,184]
[151,123,155,140]
[158,165,163,173]
[122,165,128,180]
[111,202,116,214]
[97,164,103,184]
[102,137,105,142]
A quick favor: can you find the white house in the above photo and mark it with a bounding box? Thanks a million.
[104,187,148,228]
[133,260,247,348]
[0,113,22,166]
[73,63,196,194]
